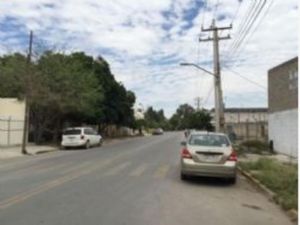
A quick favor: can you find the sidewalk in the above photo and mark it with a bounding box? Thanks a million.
[0,144,58,159]
[239,153,298,218]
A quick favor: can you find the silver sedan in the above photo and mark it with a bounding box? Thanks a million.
[180,131,237,183]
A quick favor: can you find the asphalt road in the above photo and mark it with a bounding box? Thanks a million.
[0,132,294,225]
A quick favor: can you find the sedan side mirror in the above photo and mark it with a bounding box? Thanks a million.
[180,141,187,146]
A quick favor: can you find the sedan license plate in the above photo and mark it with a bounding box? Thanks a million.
[204,154,219,162]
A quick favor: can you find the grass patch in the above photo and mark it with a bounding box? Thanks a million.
[239,140,269,154]
[240,158,298,210]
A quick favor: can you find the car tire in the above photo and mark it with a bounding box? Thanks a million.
[85,141,90,149]
[181,173,188,180]
[228,177,237,184]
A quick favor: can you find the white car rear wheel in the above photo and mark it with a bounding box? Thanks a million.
[85,141,90,149]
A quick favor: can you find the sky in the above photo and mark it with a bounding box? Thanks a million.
[0,0,298,117]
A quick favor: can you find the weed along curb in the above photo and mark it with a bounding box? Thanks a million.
[238,166,298,222]
[287,209,298,222]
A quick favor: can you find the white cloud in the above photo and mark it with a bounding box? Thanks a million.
[0,0,298,117]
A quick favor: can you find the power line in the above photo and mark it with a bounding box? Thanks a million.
[223,66,267,90]
[201,0,207,27]
[227,0,261,57]
[229,0,276,67]
[231,0,242,24]
[220,0,243,48]
[227,0,267,61]
[195,41,204,98]
[203,84,214,105]
[226,0,256,54]
[213,0,220,20]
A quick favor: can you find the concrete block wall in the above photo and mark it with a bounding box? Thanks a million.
[0,98,25,146]
[268,109,298,157]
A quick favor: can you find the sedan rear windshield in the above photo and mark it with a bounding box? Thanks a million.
[189,134,230,147]
[63,129,81,135]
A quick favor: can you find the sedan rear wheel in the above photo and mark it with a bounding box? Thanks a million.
[181,173,188,180]
[85,140,90,149]
[228,176,237,184]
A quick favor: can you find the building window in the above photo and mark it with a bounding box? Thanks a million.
[289,69,298,90]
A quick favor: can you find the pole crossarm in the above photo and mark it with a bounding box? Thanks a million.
[199,37,213,42]
[200,35,231,42]
[218,35,231,40]
[201,24,232,32]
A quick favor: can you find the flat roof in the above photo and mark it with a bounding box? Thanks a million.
[210,108,267,113]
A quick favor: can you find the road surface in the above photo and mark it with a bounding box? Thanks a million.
[0,132,294,225]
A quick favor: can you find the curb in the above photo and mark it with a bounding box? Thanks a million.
[238,166,298,222]
[238,167,275,200]
[35,149,58,155]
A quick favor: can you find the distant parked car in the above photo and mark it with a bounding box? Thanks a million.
[61,127,102,149]
[152,128,164,135]
[180,131,237,183]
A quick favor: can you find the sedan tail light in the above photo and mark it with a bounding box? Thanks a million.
[181,148,192,159]
[228,149,238,161]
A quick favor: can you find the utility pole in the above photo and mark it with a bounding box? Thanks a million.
[21,31,33,155]
[199,19,231,132]
[194,97,202,111]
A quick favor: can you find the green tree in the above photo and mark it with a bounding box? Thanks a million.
[168,104,213,131]
[0,51,137,143]
[187,110,214,131]
[0,53,28,98]
[93,57,136,130]
[32,51,102,142]
[144,107,167,129]
[169,104,195,130]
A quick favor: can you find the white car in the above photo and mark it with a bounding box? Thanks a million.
[61,127,102,149]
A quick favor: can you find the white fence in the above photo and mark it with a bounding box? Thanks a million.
[0,117,24,146]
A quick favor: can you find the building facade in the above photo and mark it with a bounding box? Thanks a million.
[268,57,298,157]
[210,108,268,141]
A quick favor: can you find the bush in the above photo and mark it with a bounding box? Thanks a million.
[240,158,298,210]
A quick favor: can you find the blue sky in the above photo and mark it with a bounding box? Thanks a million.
[0,0,298,117]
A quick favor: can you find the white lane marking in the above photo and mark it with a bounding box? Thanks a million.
[104,162,131,176]
[129,163,148,177]
[153,165,170,178]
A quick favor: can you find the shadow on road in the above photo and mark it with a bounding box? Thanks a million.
[181,176,236,188]
[60,145,103,151]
